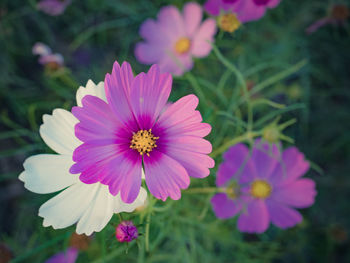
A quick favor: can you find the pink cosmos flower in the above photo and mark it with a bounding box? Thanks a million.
[38,0,72,16]
[70,61,214,203]
[116,221,138,243]
[211,140,316,233]
[135,2,217,76]
[204,0,281,23]
[45,247,78,263]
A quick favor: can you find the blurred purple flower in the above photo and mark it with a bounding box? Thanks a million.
[116,221,138,243]
[306,4,349,34]
[32,42,64,69]
[135,2,217,76]
[211,140,316,233]
[37,0,72,16]
[45,247,78,263]
[204,0,281,23]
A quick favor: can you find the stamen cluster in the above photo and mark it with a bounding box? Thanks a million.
[130,129,159,156]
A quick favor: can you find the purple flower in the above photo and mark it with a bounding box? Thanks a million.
[204,0,281,23]
[37,0,71,16]
[45,247,78,263]
[70,61,214,203]
[135,2,217,76]
[116,221,138,243]
[32,42,64,69]
[211,140,316,233]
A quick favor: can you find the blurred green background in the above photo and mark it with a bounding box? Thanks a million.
[0,0,349,262]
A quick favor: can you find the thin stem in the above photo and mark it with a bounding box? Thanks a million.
[145,212,151,252]
[212,44,253,131]
[183,187,219,194]
[211,131,261,158]
[186,72,208,106]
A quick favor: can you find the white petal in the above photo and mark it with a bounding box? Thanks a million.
[39,183,99,230]
[21,154,78,194]
[39,109,80,155]
[76,184,114,235]
[114,187,147,213]
[76,80,106,107]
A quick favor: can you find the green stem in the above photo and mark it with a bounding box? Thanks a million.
[145,212,151,252]
[183,187,219,194]
[212,44,253,131]
[185,72,208,106]
[211,131,261,158]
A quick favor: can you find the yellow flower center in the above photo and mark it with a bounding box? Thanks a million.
[175,37,191,54]
[218,13,241,33]
[251,180,272,199]
[130,129,159,156]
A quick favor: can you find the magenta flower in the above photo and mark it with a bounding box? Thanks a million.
[135,2,217,76]
[37,0,71,16]
[70,61,214,203]
[45,247,78,263]
[211,140,316,233]
[204,0,281,23]
[116,221,138,243]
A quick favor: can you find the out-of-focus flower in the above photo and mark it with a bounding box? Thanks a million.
[116,221,139,243]
[32,42,64,70]
[211,140,316,233]
[70,61,214,203]
[37,0,72,16]
[69,233,91,251]
[306,4,349,34]
[0,243,13,263]
[204,0,281,23]
[218,13,241,33]
[19,80,147,235]
[135,2,217,76]
[45,247,78,263]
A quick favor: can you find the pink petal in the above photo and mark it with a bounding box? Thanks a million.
[101,150,142,203]
[216,143,250,187]
[235,0,267,23]
[129,65,172,129]
[183,2,203,36]
[162,136,212,154]
[72,95,121,142]
[144,150,190,201]
[271,178,316,208]
[267,0,281,8]
[269,147,310,186]
[104,61,138,131]
[139,19,172,45]
[266,199,303,229]
[162,147,214,178]
[237,199,270,233]
[157,6,185,39]
[191,18,217,58]
[156,94,199,129]
[134,42,165,64]
[250,140,280,179]
[211,193,242,219]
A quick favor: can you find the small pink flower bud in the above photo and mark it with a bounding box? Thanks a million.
[115,221,138,243]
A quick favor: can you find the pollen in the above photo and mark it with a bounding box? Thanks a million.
[130,129,159,156]
[218,13,241,33]
[175,37,191,54]
[251,180,272,199]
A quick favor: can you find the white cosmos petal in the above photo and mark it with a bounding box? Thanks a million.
[39,109,80,155]
[114,187,147,213]
[21,154,78,194]
[39,183,99,230]
[76,80,106,107]
[76,184,114,235]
